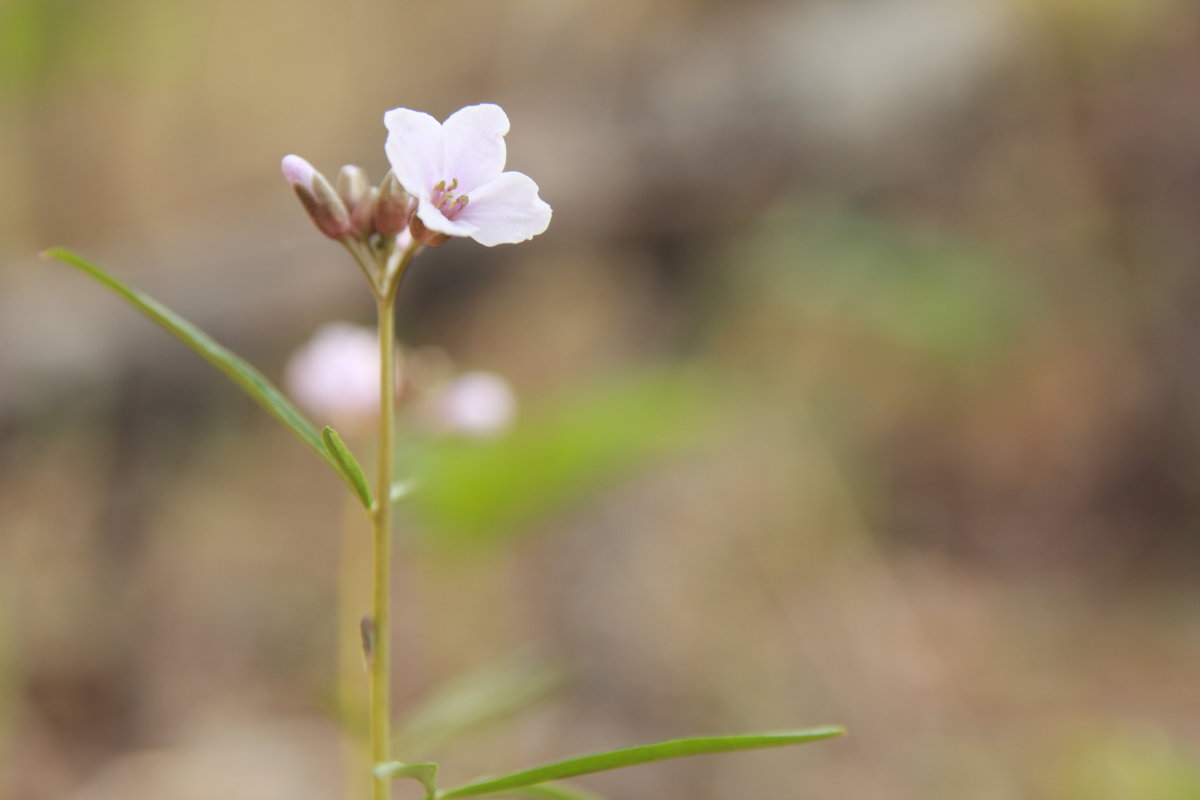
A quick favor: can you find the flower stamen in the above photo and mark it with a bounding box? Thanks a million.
[430,178,469,220]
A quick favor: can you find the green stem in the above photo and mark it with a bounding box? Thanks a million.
[369,242,416,800]
[370,292,395,800]
[343,238,382,295]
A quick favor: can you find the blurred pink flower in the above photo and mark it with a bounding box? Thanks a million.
[285,323,397,424]
[432,372,517,438]
[384,103,552,247]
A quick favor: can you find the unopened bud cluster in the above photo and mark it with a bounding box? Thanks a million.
[281,154,419,247]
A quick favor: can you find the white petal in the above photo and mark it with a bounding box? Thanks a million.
[414,196,479,238]
[441,103,509,194]
[457,171,552,246]
[383,107,444,197]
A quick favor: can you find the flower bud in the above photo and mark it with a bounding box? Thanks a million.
[373,172,416,237]
[336,165,370,213]
[351,186,378,237]
[334,165,377,237]
[281,154,316,187]
[281,154,354,240]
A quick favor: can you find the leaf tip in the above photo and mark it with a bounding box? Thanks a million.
[39,246,80,266]
[798,725,847,742]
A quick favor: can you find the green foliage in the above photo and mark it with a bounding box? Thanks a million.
[42,248,371,508]
[407,370,709,544]
[322,426,374,508]
[434,728,845,798]
[0,0,132,94]
[1044,727,1200,800]
[474,784,605,800]
[377,728,843,799]
[741,210,1033,365]
[0,0,55,90]
[372,765,609,800]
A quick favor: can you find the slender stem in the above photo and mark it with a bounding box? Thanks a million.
[343,238,382,295]
[370,290,395,800]
[368,242,416,800]
[337,496,370,800]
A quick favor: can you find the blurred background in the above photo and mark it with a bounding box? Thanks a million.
[3,0,1200,797]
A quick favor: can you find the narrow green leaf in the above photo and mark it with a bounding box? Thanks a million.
[391,478,418,504]
[474,783,605,800]
[410,370,710,544]
[438,727,846,799]
[375,761,439,800]
[322,427,373,508]
[42,247,369,507]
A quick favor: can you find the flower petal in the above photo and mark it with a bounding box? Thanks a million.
[384,107,444,198]
[457,171,552,246]
[414,196,479,238]
[441,103,509,194]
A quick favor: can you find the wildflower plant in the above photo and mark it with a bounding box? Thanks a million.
[42,103,843,800]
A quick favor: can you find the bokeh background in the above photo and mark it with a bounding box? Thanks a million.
[3,0,1200,798]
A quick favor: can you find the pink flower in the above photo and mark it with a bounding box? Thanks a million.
[285,323,399,424]
[384,103,552,247]
[432,372,517,438]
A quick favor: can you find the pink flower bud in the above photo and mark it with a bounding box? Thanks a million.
[336,165,370,211]
[351,186,378,237]
[373,172,416,237]
[336,166,376,237]
[281,154,354,239]
[281,154,317,187]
